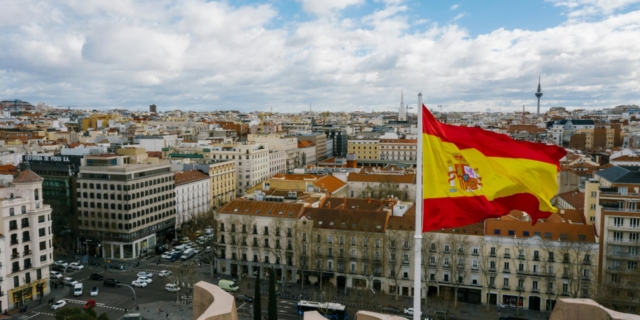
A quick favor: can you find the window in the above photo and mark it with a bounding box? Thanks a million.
[327,235,333,244]
[614,217,624,227]
[591,191,597,198]
[613,232,623,241]
[631,218,640,228]
[503,278,509,287]
[37,268,42,280]
[590,204,596,210]
[533,280,539,290]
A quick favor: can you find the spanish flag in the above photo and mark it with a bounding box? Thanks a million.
[421,104,566,232]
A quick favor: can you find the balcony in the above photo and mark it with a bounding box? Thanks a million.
[581,275,591,281]
[11,253,19,259]
[443,264,451,269]
[22,237,31,242]
[561,292,570,297]
[502,285,510,291]
[471,266,479,271]
[546,289,556,295]
[326,253,333,258]
[488,267,496,272]
[287,245,293,251]
[503,268,510,274]
[518,255,525,260]
[563,258,570,264]
[531,288,540,293]
[10,240,19,245]
[517,286,525,291]
[22,223,30,228]
[533,256,540,261]
[472,252,479,256]
[12,268,19,273]
[350,255,357,260]
[373,271,382,277]
[504,254,511,259]
[562,273,570,279]
[9,225,18,231]
[548,258,555,262]
[402,259,410,265]
[583,260,592,265]
[24,264,32,270]
[457,264,465,270]
[23,250,32,256]
[489,252,496,257]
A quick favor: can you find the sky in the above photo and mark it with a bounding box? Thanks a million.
[1,0,640,113]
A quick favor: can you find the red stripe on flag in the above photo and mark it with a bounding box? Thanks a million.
[423,193,553,232]
[422,105,566,166]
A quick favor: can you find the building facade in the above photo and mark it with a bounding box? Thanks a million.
[76,153,176,259]
[379,139,417,162]
[1,168,54,310]
[183,160,237,209]
[208,142,270,196]
[347,138,380,161]
[174,170,211,228]
[269,150,287,177]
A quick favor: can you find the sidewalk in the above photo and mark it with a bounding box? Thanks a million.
[135,301,193,320]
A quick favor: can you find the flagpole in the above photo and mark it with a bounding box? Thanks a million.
[413,92,423,320]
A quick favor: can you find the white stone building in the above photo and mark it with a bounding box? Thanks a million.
[269,150,287,177]
[0,167,54,310]
[174,170,211,228]
[208,142,270,196]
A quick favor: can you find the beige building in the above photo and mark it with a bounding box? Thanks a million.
[379,139,417,162]
[248,133,299,172]
[347,138,379,160]
[183,160,237,209]
[591,165,640,314]
[1,168,54,310]
[346,170,416,201]
[77,151,176,260]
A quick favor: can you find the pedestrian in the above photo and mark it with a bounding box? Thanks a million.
[124,308,128,314]
[166,311,169,318]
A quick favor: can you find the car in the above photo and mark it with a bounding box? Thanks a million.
[137,276,152,284]
[170,253,180,262]
[90,286,99,296]
[50,271,63,279]
[165,283,180,292]
[137,271,153,278]
[236,294,253,303]
[51,300,67,310]
[131,280,148,288]
[54,260,69,268]
[404,308,423,316]
[193,248,200,254]
[159,270,172,277]
[103,278,121,287]
[381,307,401,313]
[90,274,104,281]
[205,246,211,253]
[69,262,84,270]
[63,277,78,286]
[161,252,173,260]
[180,237,189,244]
[84,300,97,310]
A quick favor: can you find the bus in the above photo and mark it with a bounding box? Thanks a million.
[296,300,348,320]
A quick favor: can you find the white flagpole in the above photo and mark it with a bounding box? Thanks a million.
[413,92,423,320]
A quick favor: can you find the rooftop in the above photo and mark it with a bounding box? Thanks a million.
[174,170,210,186]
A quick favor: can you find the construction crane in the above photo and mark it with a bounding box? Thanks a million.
[322,111,331,133]
[259,112,272,134]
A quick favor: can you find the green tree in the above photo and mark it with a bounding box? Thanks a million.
[97,313,109,320]
[55,307,104,320]
[254,272,262,320]
[268,267,278,320]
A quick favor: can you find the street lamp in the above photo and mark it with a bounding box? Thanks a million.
[121,284,137,313]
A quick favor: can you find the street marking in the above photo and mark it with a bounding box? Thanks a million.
[33,311,57,317]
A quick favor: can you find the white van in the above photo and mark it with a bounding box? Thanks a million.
[73,283,83,296]
[180,248,195,261]
[173,245,186,253]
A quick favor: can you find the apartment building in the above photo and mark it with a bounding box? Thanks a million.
[216,200,306,283]
[591,165,640,313]
[549,119,595,147]
[298,140,317,166]
[248,134,299,172]
[208,142,269,196]
[249,173,348,198]
[346,170,416,201]
[379,139,417,162]
[268,150,287,176]
[174,170,211,227]
[134,134,180,152]
[76,152,176,260]
[1,167,54,310]
[183,160,236,209]
[347,138,380,161]
[297,133,328,162]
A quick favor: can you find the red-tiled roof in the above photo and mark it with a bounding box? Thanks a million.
[347,172,416,184]
[313,175,347,193]
[13,169,43,183]
[174,170,209,186]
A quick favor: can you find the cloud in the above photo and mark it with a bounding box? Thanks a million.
[298,0,365,16]
[547,0,640,20]
[450,4,459,10]
[1,0,640,112]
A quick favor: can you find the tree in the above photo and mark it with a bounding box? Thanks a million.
[446,233,471,308]
[169,261,198,301]
[268,267,278,320]
[294,219,313,290]
[55,307,106,320]
[97,313,109,320]
[385,230,411,301]
[254,272,262,320]
[420,232,437,309]
[479,237,502,311]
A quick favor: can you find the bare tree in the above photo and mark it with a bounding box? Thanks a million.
[168,261,198,301]
[446,233,471,308]
[294,219,313,290]
[479,238,502,311]
[421,232,438,308]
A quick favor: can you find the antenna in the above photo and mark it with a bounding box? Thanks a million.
[522,105,525,125]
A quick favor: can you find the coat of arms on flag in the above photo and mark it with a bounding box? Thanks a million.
[447,153,482,193]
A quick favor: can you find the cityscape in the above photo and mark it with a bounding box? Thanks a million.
[2,1,640,320]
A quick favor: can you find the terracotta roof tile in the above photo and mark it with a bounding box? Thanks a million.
[485,218,595,242]
[347,172,416,184]
[557,190,585,210]
[13,169,43,183]
[219,199,305,219]
[305,208,389,233]
[313,175,347,193]
[174,170,209,186]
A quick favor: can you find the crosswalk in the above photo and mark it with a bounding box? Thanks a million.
[63,298,125,311]
[34,311,56,317]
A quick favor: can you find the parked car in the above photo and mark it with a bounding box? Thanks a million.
[90,274,104,281]
[132,280,148,288]
[137,276,152,284]
[205,246,211,253]
[69,262,84,270]
[103,278,121,287]
[236,294,253,303]
[404,308,422,316]
[137,271,153,278]
[51,300,67,310]
[50,271,63,279]
[54,260,69,268]
[170,252,181,262]
[381,307,401,313]
[63,277,78,286]
[90,286,99,296]
[165,283,180,292]
[161,252,174,260]
[180,237,189,244]
[159,270,171,277]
